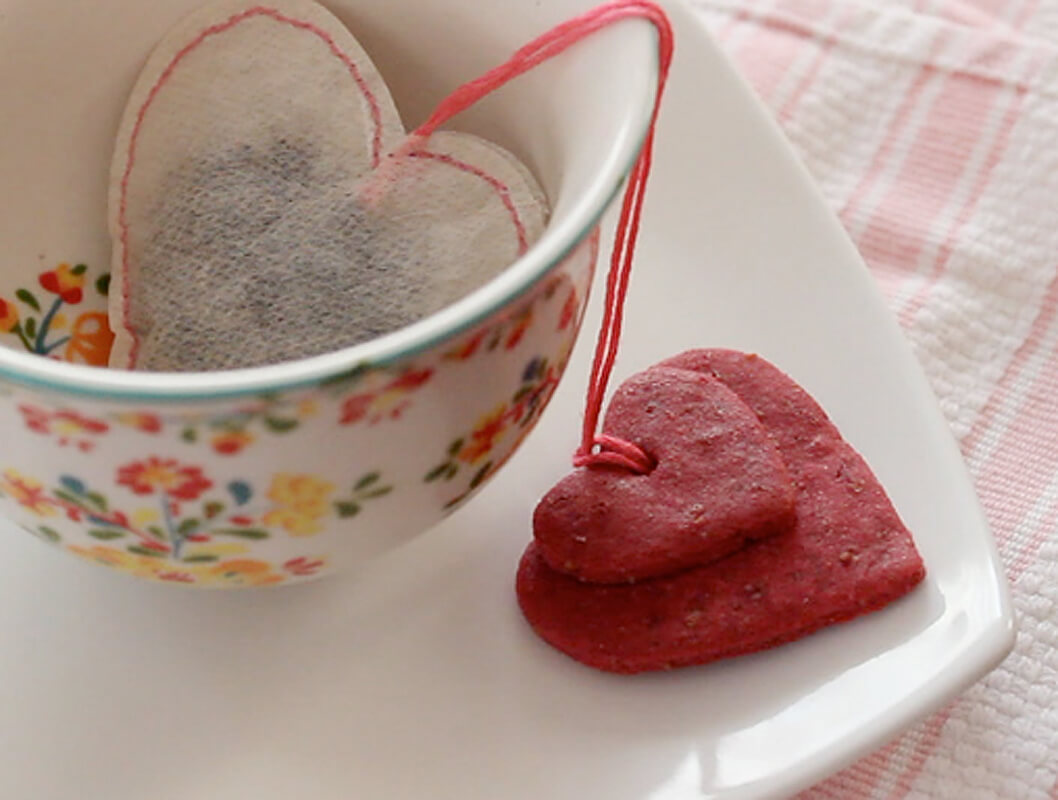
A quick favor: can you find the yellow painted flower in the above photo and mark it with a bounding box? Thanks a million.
[132,508,161,527]
[67,544,160,579]
[267,474,334,515]
[185,542,249,559]
[0,298,19,333]
[297,399,319,418]
[263,507,325,536]
[51,312,68,331]
[0,469,58,516]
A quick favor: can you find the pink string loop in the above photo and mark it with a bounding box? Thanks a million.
[573,434,656,473]
[417,0,674,475]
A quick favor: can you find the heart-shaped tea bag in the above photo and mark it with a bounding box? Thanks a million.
[109,0,549,371]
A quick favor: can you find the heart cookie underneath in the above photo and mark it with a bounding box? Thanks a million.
[517,350,925,674]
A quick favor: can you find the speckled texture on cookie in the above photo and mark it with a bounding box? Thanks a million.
[533,366,796,583]
[517,350,926,674]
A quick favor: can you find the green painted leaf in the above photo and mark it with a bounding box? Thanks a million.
[37,526,61,544]
[424,463,450,483]
[181,427,197,443]
[85,492,108,512]
[127,545,165,558]
[470,462,493,490]
[335,501,361,518]
[204,501,225,520]
[53,489,85,507]
[212,528,269,540]
[89,529,125,541]
[182,554,219,563]
[23,318,37,339]
[264,417,298,433]
[447,438,465,457]
[444,464,459,481]
[148,525,166,539]
[71,263,88,276]
[354,472,380,491]
[15,289,40,311]
[361,486,393,500]
[95,274,110,296]
[177,518,200,535]
[320,363,371,390]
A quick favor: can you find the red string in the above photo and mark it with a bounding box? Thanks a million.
[415,1,674,475]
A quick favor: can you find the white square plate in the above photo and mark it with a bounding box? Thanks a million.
[0,2,1013,798]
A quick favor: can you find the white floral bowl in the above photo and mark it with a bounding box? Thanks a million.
[0,0,657,586]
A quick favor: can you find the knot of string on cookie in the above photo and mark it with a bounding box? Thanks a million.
[406,0,674,476]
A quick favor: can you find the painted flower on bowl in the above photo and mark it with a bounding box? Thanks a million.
[19,404,109,451]
[264,474,336,536]
[117,458,213,501]
[0,469,59,517]
[39,263,86,305]
[0,298,19,333]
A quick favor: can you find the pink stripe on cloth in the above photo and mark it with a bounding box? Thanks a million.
[724,0,835,102]
[699,0,1058,797]
[853,75,1008,287]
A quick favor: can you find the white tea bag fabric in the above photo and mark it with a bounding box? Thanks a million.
[108,0,549,371]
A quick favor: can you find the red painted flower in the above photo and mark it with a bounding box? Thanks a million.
[504,312,533,350]
[39,263,86,305]
[458,404,511,465]
[559,288,578,331]
[19,404,109,448]
[0,298,18,333]
[387,368,434,393]
[444,330,487,361]
[157,571,196,584]
[211,430,254,455]
[284,556,326,577]
[340,393,374,425]
[117,458,212,500]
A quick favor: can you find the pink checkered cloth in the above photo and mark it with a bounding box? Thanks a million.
[690,0,1058,796]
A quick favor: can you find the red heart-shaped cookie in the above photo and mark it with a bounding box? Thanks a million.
[517,350,926,674]
[533,366,797,584]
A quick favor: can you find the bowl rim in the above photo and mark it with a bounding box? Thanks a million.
[0,21,658,403]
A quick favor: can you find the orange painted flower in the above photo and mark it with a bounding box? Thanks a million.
[459,404,510,465]
[208,559,284,587]
[117,458,212,500]
[0,469,58,516]
[211,430,255,456]
[39,263,86,304]
[115,412,163,433]
[0,298,18,333]
[65,311,114,366]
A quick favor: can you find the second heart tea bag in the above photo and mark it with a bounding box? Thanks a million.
[108,0,549,371]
